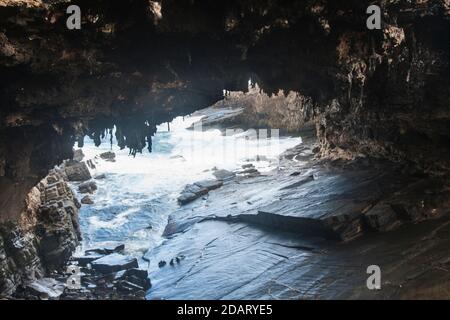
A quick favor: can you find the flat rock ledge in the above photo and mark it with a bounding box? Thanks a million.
[178,179,223,205]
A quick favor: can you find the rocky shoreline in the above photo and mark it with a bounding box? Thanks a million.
[0,166,81,297]
[0,150,155,300]
[3,103,450,300]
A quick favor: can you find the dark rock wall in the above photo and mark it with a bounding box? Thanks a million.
[0,124,74,223]
[0,170,80,296]
[314,1,450,175]
[204,87,316,134]
[1,1,448,175]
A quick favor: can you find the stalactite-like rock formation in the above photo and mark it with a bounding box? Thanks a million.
[0,0,448,176]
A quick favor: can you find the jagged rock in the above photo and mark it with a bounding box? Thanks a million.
[86,160,96,170]
[0,170,80,296]
[194,180,223,191]
[73,149,85,162]
[365,203,399,232]
[158,261,166,268]
[116,280,145,293]
[116,269,151,291]
[238,168,259,175]
[212,169,236,181]
[85,244,125,255]
[25,278,65,300]
[177,192,199,205]
[78,181,97,194]
[73,253,104,267]
[64,162,92,182]
[99,152,116,162]
[123,268,148,280]
[184,184,209,196]
[94,174,106,180]
[177,184,209,205]
[91,253,138,274]
[81,196,94,205]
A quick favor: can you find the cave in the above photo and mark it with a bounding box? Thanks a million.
[0,0,449,301]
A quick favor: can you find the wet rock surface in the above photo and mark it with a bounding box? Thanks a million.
[24,278,65,300]
[0,170,80,297]
[12,241,151,300]
[99,152,116,162]
[80,196,94,205]
[178,179,224,205]
[85,244,125,255]
[94,174,106,180]
[64,244,149,300]
[145,137,450,299]
[212,169,236,181]
[91,253,138,274]
[78,181,98,194]
[73,149,85,163]
[147,216,450,300]
[63,162,92,182]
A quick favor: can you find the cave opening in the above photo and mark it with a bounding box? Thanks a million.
[0,0,449,301]
[73,109,302,258]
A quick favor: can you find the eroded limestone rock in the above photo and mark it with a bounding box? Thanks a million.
[91,253,138,274]
[78,181,97,194]
[64,162,92,182]
[0,170,80,296]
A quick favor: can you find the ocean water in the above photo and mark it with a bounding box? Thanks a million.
[73,116,302,258]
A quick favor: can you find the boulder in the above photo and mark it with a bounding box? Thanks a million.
[238,168,259,175]
[78,181,97,194]
[117,269,151,291]
[183,184,208,196]
[194,180,223,191]
[158,261,166,268]
[365,203,399,231]
[81,196,94,205]
[177,192,198,205]
[86,159,96,170]
[212,169,235,181]
[99,152,116,162]
[72,253,104,267]
[177,184,209,205]
[85,243,125,255]
[91,253,138,273]
[64,162,91,182]
[73,149,85,162]
[25,278,65,300]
